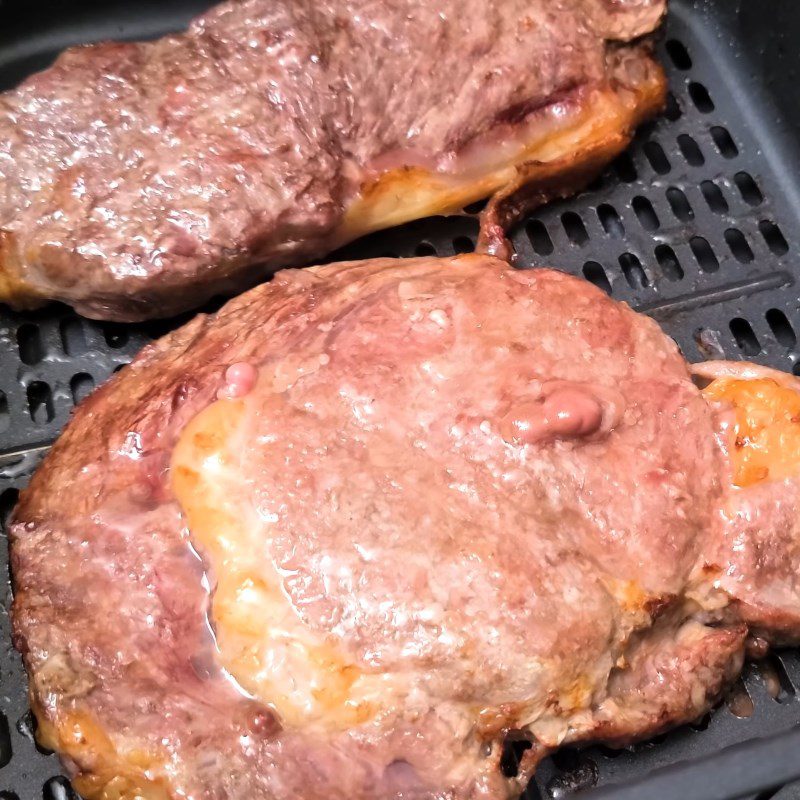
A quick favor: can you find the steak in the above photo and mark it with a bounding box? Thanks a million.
[0,0,665,320]
[10,254,800,800]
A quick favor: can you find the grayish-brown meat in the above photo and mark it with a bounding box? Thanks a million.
[0,0,666,320]
[10,255,800,800]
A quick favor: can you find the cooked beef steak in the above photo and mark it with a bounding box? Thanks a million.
[10,254,800,800]
[0,0,665,320]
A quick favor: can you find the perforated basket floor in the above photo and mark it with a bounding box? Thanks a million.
[2,1,800,799]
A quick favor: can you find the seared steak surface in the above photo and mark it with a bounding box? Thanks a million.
[0,0,665,319]
[11,255,800,800]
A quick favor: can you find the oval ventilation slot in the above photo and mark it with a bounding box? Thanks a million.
[759,221,789,256]
[632,196,660,231]
[678,134,704,166]
[561,212,588,245]
[526,220,553,256]
[43,776,80,800]
[644,141,671,175]
[734,172,763,206]
[766,309,796,349]
[725,228,754,263]
[711,126,738,158]
[0,489,19,532]
[101,324,130,349]
[70,373,95,406]
[655,245,684,282]
[26,381,54,425]
[582,262,612,295]
[60,318,89,356]
[700,180,728,214]
[612,152,638,183]
[729,318,761,356]
[690,236,719,273]
[16,323,43,365]
[666,39,692,70]
[597,205,625,238]
[688,82,714,113]
[0,391,9,434]
[619,253,648,289]
[452,236,474,254]
[665,92,682,121]
[666,187,694,222]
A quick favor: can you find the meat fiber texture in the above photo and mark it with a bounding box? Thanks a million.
[10,255,800,800]
[0,0,665,320]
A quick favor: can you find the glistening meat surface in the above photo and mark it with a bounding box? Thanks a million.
[10,255,800,799]
[0,0,665,320]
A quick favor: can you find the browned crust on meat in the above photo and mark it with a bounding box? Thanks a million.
[11,254,753,800]
[0,48,665,319]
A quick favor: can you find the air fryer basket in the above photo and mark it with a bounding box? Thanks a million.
[2,1,800,798]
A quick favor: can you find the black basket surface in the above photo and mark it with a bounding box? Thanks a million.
[1,1,800,798]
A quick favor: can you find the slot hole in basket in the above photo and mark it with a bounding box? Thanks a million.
[667,187,694,222]
[690,236,719,273]
[101,324,129,349]
[452,236,474,254]
[500,733,532,778]
[758,654,797,703]
[0,391,8,434]
[0,489,18,533]
[26,381,54,425]
[43,776,80,800]
[16,323,43,365]
[414,242,437,256]
[735,172,763,205]
[60,318,88,356]
[689,712,712,732]
[16,709,54,756]
[766,309,796,349]
[666,39,692,70]
[70,373,95,406]
[759,220,789,256]
[678,134,704,166]
[730,318,761,356]
[619,253,648,289]
[612,152,637,183]
[526,220,553,255]
[597,205,625,238]
[711,126,738,158]
[688,81,714,112]
[561,212,588,245]
[753,789,784,800]
[582,262,612,295]
[644,141,671,175]
[632,196,659,231]
[665,92,682,121]
[725,228,754,263]
[655,245,684,282]
[0,713,11,769]
[463,198,487,215]
[700,180,728,214]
